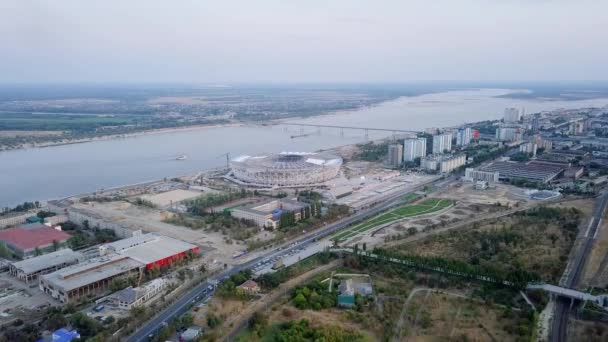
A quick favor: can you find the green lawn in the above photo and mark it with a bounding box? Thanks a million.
[332,198,453,242]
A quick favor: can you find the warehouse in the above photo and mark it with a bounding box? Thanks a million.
[8,249,84,283]
[40,255,144,304]
[101,232,199,270]
[480,161,564,183]
[230,199,312,229]
[0,224,71,259]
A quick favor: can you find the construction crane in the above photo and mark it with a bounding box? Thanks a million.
[217,152,231,170]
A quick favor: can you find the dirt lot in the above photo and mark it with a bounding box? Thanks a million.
[403,290,531,341]
[568,318,608,342]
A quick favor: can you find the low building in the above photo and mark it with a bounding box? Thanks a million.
[51,328,80,342]
[8,249,84,283]
[337,279,355,308]
[421,154,466,173]
[100,232,199,270]
[464,168,500,183]
[230,199,313,230]
[237,279,260,294]
[181,326,203,342]
[475,181,489,190]
[0,211,37,229]
[0,224,71,259]
[96,278,167,309]
[40,255,144,304]
[564,166,584,180]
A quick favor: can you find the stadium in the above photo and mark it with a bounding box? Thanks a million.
[229,151,342,187]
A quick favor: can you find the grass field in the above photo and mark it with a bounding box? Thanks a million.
[333,198,453,242]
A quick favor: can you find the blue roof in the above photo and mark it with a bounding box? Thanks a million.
[338,294,355,306]
[52,328,80,342]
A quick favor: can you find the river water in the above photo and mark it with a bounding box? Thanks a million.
[1,88,607,207]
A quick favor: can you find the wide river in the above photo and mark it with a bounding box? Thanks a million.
[1,89,607,207]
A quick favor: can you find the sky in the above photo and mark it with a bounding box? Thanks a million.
[1,0,607,83]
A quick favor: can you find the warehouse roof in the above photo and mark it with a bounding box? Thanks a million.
[104,233,197,265]
[480,161,564,183]
[10,249,83,274]
[0,226,71,250]
[41,255,143,292]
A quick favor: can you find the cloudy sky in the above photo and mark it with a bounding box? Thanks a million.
[1,0,607,83]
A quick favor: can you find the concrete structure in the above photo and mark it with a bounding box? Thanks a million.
[387,143,403,168]
[96,278,167,309]
[67,207,132,238]
[495,126,522,142]
[181,326,203,341]
[421,154,466,173]
[475,181,489,190]
[0,224,70,259]
[8,249,83,283]
[432,134,452,154]
[40,255,144,304]
[519,142,538,157]
[480,161,564,183]
[569,121,585,135]
[403,138,427,162]
[456,127,472,146]
[230,151,342,187]
[565,166,584,179]
[0,210,38,229]
[504,107,521,123]
[101,232,199,270]
[464,168,500,183]
[230,199,312,230]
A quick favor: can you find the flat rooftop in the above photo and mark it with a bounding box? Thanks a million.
[480,161,564,182]
[41,255,144,292]
[105,233,197,265]
[0,226,71,250]
[10,248,83,274]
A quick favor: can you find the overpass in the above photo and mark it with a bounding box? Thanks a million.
[527,284,608,309]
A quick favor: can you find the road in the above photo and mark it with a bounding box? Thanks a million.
[128,176,450,342]
[550,191,608,342]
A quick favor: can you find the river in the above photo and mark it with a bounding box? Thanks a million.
[1,88,607,207]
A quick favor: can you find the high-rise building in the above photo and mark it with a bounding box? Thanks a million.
[456,127,472,146]
[403,138,427,162]
[432,134,452,154]
[495,126,522,142]
[504,108,521,123]
[569,121,584,135]
[387,143,403,168]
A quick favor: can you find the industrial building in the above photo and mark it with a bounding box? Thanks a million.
[432,134,452,154]
[464,168,500,183]
[40,255,144,304]
[230,151,342,187]
[0,210,38,229]
[96,278,168,309]
[403,138,427,162]
[8,249,84,283]
[387,143,403,168]
[0,224,71,259]
[456,127,472,146]
[480,161,564,183]
[230,199,312,229]
[100,232,199,270]
[421,154,466,173]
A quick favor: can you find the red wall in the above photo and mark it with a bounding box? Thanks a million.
[145,247,199,270]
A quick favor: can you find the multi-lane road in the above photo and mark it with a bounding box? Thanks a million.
[128,176,447,342]
[550,191,608,342]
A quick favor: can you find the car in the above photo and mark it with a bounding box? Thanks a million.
[208,285,214,291]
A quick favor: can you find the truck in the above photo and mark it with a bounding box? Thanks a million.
[272,259,285,270]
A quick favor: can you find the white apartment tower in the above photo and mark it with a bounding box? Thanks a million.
[403,138,427,162]
[432,134,452,154]
[504,108,521,123]
[456,127,472,146]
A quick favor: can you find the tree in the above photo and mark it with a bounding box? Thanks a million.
[52,240,59,252]
[293,293,307,309]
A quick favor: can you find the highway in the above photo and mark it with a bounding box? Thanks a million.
[550,191,608,342]
[128,176,448,342]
